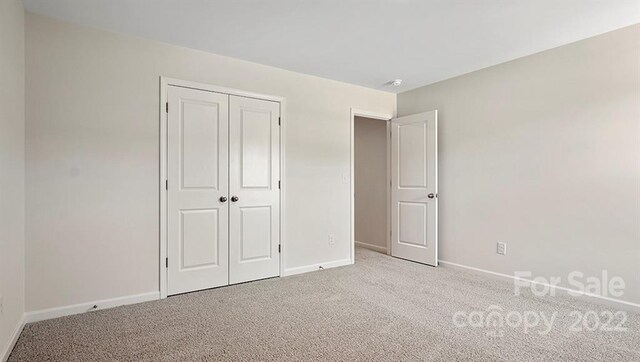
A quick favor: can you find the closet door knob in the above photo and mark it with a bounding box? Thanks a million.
[427,193,435,199]
[219,196,227,203]
[231,196,239,202]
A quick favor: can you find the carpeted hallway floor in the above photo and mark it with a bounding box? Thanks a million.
[9,248,640,361]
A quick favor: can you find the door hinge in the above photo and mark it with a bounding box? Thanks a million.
[278,117,281,126]
[278,244,281,253]
[165,102,168,113]
[278,180,281,189]
[165,180,168,190]
[165,257,168,268]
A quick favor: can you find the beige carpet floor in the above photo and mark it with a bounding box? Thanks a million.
[9,248,640,361]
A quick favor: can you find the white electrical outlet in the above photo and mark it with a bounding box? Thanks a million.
[328,234,335,245]
[497,242,507,255]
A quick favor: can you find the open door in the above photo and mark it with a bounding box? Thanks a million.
[390,110,438,266]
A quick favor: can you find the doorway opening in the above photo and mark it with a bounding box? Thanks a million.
[350,109,393,263]
[350,109,439,266]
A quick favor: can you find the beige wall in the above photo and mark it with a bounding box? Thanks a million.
[398,25,640,305]
[21,9,637,313]
[0,0,25,357]
[25,13,395,311]
[354,117,388,250]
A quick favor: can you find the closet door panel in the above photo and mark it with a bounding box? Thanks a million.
[229,95,280,284]
[167,86,229,295]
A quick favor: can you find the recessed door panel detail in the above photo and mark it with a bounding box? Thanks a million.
[240,109,272,188]
[180,209,219,269]
[239,206,272,262]
[398,122,427,189]
[181,100,220,189]
[398,202,427,248]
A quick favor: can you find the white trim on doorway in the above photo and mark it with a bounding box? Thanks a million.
[159,77,286,299]
[349,108,394,265]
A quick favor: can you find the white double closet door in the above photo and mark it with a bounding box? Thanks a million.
[167,85,280,296]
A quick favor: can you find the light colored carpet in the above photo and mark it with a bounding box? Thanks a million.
[10,248,640,361]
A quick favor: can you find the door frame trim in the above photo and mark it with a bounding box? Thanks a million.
[350,108,394,264]
[159,77,286,299]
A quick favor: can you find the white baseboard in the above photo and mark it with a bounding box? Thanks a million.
[440,260,640,313]
[1,315,25,362]
[355,241,387,254]
[24,291,160,324]
[282,258,352,277]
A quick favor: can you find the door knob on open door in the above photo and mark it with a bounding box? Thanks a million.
[231,196,239,202]
[427,193,435,199]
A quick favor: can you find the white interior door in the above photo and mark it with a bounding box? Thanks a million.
[228,95,280,284]
[391,110,438,266]
[167,86,229,295]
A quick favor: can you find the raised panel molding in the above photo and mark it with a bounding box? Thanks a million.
[180,100,220,189]
[240,108,272,189]
[398,202,427,247]
[239,206,272,262]
[398,122,427,189]
[180,209,220,269]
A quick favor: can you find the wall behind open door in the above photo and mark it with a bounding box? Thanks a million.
[354,116,388,252]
